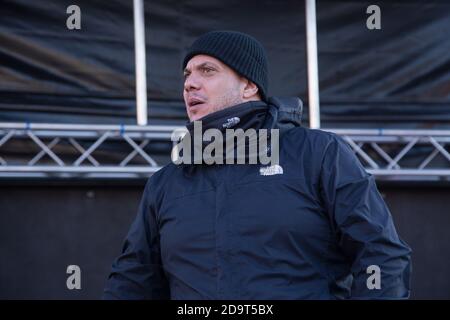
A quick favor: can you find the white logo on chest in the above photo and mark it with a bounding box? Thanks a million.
[259,164,284,176]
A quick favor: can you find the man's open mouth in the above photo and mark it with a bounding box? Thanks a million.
[188,98,206,107]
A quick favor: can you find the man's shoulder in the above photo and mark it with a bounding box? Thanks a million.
[144,162,180,193]
[283,126,342,149]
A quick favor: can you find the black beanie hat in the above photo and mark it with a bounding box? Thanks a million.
[183,31,269,101]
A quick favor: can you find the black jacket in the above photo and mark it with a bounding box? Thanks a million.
[103,97,411,299]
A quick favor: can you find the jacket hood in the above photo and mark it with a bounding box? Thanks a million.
[263,96,303,132]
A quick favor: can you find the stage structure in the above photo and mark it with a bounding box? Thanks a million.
[1,1,449,180]
[1,123,450,181]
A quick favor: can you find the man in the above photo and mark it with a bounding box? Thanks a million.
[103,31,411,299]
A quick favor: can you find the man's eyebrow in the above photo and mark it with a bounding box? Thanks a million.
[197,62,219,69]
[184,62,220,74]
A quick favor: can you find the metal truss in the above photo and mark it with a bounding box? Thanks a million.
[0,123,178,178]
[331,129,450,181]
[1,123,450,180]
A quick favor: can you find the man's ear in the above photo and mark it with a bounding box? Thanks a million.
[242,79,259,99]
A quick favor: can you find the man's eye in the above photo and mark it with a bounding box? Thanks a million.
[202,68,214,74]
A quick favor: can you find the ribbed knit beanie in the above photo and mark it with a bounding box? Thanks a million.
[183,31,269,101]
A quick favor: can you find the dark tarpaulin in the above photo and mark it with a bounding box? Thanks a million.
[317,0,450,128]
[0,0,449,127]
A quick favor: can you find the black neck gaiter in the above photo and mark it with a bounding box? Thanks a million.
[185,100,269,135]
[178,100,272,165]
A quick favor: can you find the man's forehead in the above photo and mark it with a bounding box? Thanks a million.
[185,55,223,70]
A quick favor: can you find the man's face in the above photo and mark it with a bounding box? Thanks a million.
[183,55,247,121]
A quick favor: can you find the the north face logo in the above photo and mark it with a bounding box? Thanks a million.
[222,117,240,129]
[259,164,284,176]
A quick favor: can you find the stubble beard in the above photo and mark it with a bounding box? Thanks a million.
[209,84,244,114]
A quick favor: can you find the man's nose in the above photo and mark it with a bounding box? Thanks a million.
[184,73,201,92]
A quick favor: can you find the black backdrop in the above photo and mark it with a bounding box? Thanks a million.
[1,181,449,299]
[1,0,449,126]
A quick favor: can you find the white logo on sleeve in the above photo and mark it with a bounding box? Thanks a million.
[259,164,283,176]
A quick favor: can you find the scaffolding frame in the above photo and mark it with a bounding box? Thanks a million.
[0,123,176,178]
[1,123,450,180]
